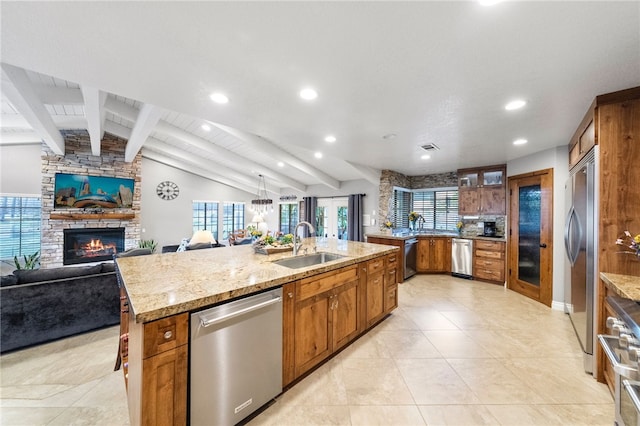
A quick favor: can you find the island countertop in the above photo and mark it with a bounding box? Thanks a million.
[601,272,640,301]
[366,232,506,243]
[116,237,398,323]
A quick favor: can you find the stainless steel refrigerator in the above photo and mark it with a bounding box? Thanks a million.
[564,147,598,374]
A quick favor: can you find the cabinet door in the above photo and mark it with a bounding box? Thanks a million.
[366,272,385,327]
[333,280,360,350]
[141,345,188,426]
[416,239,431,272]
[480,187,506,215]
[429,238,452,273]
[294,294,332,377]
[458,187,480,215]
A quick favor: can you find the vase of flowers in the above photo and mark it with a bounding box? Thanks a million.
[456,221,463,235]
[616,231,640,259]
[382,219,393,235]
[408,211,420,230]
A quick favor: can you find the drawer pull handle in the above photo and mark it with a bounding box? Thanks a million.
[164,330,173,340]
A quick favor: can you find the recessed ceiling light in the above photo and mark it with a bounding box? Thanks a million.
[324,135,336,143]
[421,154,431,160]
[210,92,229,104]
[382,133,397,140]
[479,0,502,6]
[513,138,528,145]
[201,124,211,131]
[505,99,527,110]
[299,88,318,100]
[314,152,323,159]
[277,161,284,167]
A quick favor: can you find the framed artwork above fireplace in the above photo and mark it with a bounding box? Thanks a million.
[54,173,135,209]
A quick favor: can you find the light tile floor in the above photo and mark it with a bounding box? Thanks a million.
[1,274,614,425]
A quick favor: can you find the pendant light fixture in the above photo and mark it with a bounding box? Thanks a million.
[251,174,273,215]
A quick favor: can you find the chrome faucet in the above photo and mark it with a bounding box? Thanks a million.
[293,221,315,255]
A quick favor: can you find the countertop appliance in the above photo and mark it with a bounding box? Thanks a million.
[451,238,473,279]
[564,147,598,374]
[190,288,283,425]
[599,295,640,426]
[483,221,497,237]
[404,238,417,280]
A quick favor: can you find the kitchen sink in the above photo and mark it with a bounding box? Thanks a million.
[272,252,347,269]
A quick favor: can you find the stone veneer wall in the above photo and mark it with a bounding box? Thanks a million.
[378,169,457,228]
[41,131,141,268]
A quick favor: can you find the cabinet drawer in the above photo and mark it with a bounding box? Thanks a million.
[475,240,504,251]
[387,253,398,267]
[474,258,504,271]
[474,268,504,282]
[475,249,503,260]
[366,258,385,275]
[297,265,358,301]
[143,313,189,359]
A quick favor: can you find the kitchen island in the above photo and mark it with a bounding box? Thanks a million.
[116,237,398,425]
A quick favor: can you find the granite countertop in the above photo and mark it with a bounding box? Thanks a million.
[601,272,640,301]
[366,232,506,243]
[116,237,398,323]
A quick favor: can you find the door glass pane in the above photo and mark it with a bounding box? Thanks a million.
[518,185,541,286]
[316,206,327,237]
[337,206,348,240]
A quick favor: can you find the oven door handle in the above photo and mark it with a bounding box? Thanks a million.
[598,334,640,378]
[623,379,640,415]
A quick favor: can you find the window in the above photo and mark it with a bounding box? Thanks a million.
[413,189,459,231]
[222,202,244,240]
[391,188,412,228]
[0,195,41,261]
[279,203,298,234]
[192,201,219,240]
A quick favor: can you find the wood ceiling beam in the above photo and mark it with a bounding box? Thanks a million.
[141,149,257,195]
[125,103,163,162]
[1,63,64,155]
[345,161,381,186]
[0,131,43,144]
[103,97,307,192]
[105,121,265,195]
[211,122,341,190]
[80,86,107,156]
[144,139,280,196]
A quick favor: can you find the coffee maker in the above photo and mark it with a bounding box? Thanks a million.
[483,221,497,237]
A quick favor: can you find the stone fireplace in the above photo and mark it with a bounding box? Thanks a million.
[41,131,141,268]
[63,228,125,265]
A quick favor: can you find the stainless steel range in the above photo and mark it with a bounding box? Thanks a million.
[599,295,640,426]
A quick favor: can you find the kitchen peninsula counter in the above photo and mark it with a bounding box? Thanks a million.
[116,237,398,323]
[601,272,640,301]
[366,232,506,242]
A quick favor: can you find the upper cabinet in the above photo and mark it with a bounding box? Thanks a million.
[569,101,597,168]
[458,164,507,215]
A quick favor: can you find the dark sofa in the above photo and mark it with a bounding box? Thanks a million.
[0,263,119,353]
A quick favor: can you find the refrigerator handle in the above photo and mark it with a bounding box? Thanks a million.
[564,206,581,266]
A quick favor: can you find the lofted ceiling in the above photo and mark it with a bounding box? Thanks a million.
[1,1,639,196]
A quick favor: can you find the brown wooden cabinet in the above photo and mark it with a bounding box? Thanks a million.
[385,252,399,313]
[362,257,386,328]
[473,240,505,283]
[282,253,399,387]
[366,236,406,282]
[127,311,188,426]
[569,102,596,168]
[458,164,507,215]
[417,237,452,273]
[288,265,360,380]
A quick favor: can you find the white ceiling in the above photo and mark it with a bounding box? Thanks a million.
[1,1,639,195]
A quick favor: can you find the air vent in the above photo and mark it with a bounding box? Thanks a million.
[420,143,440,151]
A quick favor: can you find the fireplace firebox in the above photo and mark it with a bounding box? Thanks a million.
[63,228,125,265]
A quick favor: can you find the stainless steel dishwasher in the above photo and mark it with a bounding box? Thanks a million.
[190,288,282,425]
[451,238,473,279]
[404,238,418,280]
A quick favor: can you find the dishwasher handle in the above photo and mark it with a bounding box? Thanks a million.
[199,295,282,328]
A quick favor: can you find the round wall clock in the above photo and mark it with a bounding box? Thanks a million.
[156,181,180,200]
